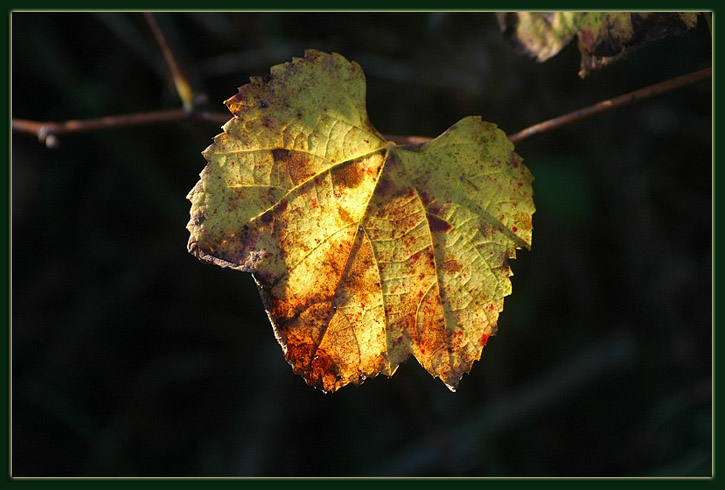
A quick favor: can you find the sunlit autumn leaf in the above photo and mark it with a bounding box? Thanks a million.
[187,50,534,392]
[498,12,700,77]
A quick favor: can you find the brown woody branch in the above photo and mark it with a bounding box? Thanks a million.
[507,67,711,145]
[12,109,228,147]
[12,67,711,148]
[385,67,711,146]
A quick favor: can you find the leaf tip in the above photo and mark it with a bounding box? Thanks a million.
[444,381,458,393]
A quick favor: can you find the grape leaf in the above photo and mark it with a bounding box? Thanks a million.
[498,12,700,77]
[187,50,534,392]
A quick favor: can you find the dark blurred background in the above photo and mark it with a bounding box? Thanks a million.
[11,12,712,477]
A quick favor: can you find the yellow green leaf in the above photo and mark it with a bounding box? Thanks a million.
[497,12,580,62]
[498,12,701,77]
[187,50,535,392]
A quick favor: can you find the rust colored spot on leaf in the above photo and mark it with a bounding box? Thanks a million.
[418,190,432,206]
[309,349,343,389]
[287,152,316,185]
[333,161,365,189]
[272,149,290,162]
[374,170,394,197]
[442,259,463,274]
[260,210,273,224]
[428,203,443,216]
[427,213,452,233]
[338,207,352,223]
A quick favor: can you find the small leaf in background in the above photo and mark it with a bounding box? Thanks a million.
[187,50,534,392]
[498,12,700,77]
[497,12,580,63]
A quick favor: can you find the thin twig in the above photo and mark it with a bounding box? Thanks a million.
[383,67,711,147]
[144,12,195,112]
[507,67,712,145]
[12,109,229,147]
[12,67,711,149]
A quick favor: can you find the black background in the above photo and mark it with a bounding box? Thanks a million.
[11,12,712,477]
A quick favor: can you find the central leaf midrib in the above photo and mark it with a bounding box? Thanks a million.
[305,146,394,376]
